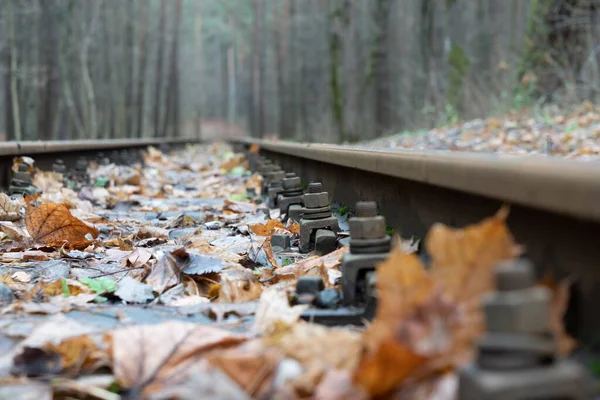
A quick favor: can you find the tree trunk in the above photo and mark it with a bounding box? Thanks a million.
[136,1,148,138]
[154,0,167,137]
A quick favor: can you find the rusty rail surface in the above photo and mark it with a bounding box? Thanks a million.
[232,138,600,342]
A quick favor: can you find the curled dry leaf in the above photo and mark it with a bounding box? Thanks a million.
[44,335,109,375]
[217,266,263,303]
[355,207,520,396]
[0,193,21,221]
[25,201,98,249]
[107,321,246,396]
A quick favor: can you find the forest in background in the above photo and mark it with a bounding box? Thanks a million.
[0,0,599,142]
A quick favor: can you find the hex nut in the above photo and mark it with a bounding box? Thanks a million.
[349,216,386,239]
[296,276,324,295]
[315,229,337,255]
[271,234,291,250]
[282,177,301,190]
[304,192,329,208]
[482,286,550,334]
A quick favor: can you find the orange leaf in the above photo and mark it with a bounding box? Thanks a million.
[249,144,260,154]
[25,201,98,249]
[426,206,520,301]
[249,219,285,236]
[353,339,427,397]
[45,335,108,375]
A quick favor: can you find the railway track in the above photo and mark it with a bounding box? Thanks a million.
[232,138,600,343]
[0,138,201,189]
[0,137,597,397]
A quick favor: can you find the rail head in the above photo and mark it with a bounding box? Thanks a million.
[232,138,600,223]
[0,138,201,157]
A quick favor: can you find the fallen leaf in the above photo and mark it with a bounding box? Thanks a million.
[107,321,246,396]
[25,201,98,249]
[12,271,32,283]
[0,221,27,241]
[249,219,285,236]
[0,193,21,221]
[126,248,153,268]
[426,206,520,301]
[353,339,427,397]
[32,171,63,194]
[115,276,154,303]
[217,266,263,303]
[540,277,577,355]
[42,279,90,297]
[45,335,108,375]
[253,287,308,335]
[266,323,362,395]
[146,248,186,294]
[355,207,521,395]
[137,225,169,240]
[224,199,256,214]
[208,345,281,398]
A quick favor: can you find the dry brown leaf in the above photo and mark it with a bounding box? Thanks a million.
[539,277,577,355]
[45,335,108,375]
[249,219,285,236]
[32,171,64,193]
[217,266,263,303]
[127,248,153,268]
[0,221,27,241]
[266,322,363,395]
[208,345,281,398]
[224,199,256,214]
[249,144,260,154]
[107,321,246,395]
[426,206,520,301]
[287,221,300,235]
[353,339,427,397]
[42,279,90,297]
[146,248,187,294]
[25,201,98,249]
[355,208,521,396]
[0,193,21,221]
[220,154,245,170]
[137,225,169,240]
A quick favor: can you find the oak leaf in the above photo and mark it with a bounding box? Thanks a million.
[25,201,98,249]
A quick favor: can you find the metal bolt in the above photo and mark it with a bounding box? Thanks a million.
[356,201,378,218]
[482,259,550,334]
[303,192,329,208]
[308,182,323,193]
[296,276,324,295]
[271,234,291,251]
[282,176,301,190]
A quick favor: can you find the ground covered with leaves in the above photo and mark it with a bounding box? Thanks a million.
[362,103,600,161]
[0,144,575,399]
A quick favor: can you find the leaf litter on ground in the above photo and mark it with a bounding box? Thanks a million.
[0,144,580,399]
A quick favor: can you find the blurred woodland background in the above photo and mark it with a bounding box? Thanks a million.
[0,0,599,142]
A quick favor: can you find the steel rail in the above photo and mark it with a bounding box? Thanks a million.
[233,138,600,222]
[0,137,199,157]
[232,138,600,340]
